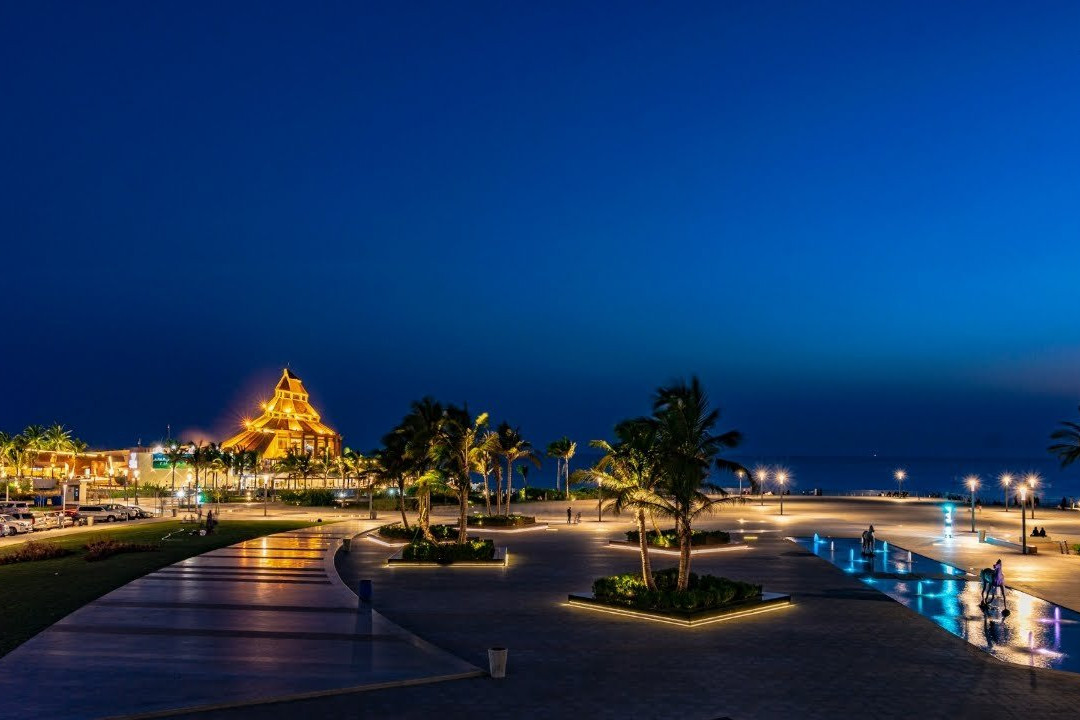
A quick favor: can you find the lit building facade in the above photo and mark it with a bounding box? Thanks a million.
[220,368,342,461]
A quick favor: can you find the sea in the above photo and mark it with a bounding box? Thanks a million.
[533,454,1080,503]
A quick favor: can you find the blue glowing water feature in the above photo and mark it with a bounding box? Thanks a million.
[796,536,1080,674]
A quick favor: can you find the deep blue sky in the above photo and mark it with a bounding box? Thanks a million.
[3,1,1079,461]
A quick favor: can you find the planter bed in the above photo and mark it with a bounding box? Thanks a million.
[465,514,536,528]
[567,590,791,626]
[453,523,549,534]
[387,545,508,567]
[606,539,749,555]
[625,528,732,547]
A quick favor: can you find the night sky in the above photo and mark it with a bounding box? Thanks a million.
[3,2,1079,461]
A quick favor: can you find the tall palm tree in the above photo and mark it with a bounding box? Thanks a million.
[374,432,414,530]
[20,424,48,486]
[547,436,577,500]
[163,442,188,497]
[399,398,446,541]
[491,423,540,514]
[435,405,489,543]
[68,437,88,480]
[650,377,746,591]
[45,423,72,478]
[1049,405,1080,468]
[0,431,15,501]
[472,433,498,514]
[574,419,664,590]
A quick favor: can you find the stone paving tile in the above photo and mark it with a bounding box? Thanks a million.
[0,520,480,719]
[163,502,1080,720]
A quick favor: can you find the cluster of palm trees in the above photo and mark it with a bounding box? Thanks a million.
[1049,405,1080,469]
[572,377,746,592]
[159,442,262,501]
[0,424,89,496]
[364,398,541,545]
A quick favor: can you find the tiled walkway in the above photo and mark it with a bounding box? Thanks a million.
[0,522,480,719]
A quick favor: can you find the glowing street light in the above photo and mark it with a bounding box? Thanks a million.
[999,472,1013,512]
[755,466,769,507]
[1020,487,1028,555]
[775,470,788,516]
[736,468,746,500]
[1024,472,1040,520]
[965,475,979,533]
[894,469,906,496]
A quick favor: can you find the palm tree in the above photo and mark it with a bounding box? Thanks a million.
[20,424,48,487]
[45,423,72,478]
[650,377,747,591]
[399,398,447,541]
[517,463,530,491]
[547,436,577,500]
[435,405,489,543]
[163,442,188,497]
[0,431,15,501]
[68,437,88,480]
[573,419,664,590]
[374,433,414,530]
[1049,405,1080,468]
[473,433,498,514]
[491,423,540,514]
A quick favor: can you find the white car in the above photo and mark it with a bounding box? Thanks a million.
[76,505,127,522]
[0,513,32,534]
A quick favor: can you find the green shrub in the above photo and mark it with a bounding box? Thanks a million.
[84,539,160,562]
[276,489,337,506]
[624,528,730,547]
[0,541,75,565]
[592,568,760,612]
[465,514,535,528]
[400,538,496,563]
[521,488,569,501]
[378,523,456,540]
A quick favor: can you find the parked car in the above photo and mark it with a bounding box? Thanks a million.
[0,512,33,534]
[0,514,22,536]
[62,507,82,524]
[32,512,72,530]
[76,505,127,522]
[103,504,132,520]
[126,506,158,519]
[8,512,39,531]
[0,501,31,514]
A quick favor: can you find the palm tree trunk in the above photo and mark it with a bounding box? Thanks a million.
[458,486,469,544]
[637,509,656,590]
[506,458,513,513]
[397,478,410,530]
[677,519,692,591]
[494,466,503,516]
[419,491,436,542]
[483,470,491,514]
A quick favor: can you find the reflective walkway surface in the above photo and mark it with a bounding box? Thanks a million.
[796,536,1080,674]
[0,522,480,719]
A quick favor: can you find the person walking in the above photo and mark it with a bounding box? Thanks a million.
[989,559,1009,615]
[566,506,572,525]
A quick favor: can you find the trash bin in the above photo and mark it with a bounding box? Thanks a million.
[342,538,352,552]
[171,508,177,517]
[488,647,508,678]
[978,529,986,543]
[86,517,94,527]
[368,510,378,520]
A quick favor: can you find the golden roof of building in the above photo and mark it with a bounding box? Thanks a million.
[221,369,340,457]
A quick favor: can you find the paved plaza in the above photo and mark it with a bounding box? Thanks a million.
[6,498,1080,719]
[0,520,481,719]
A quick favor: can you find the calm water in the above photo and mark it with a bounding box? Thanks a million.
[541,454,1080,501]
[796,537,1080,674]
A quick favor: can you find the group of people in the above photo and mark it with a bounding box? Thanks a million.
[1030,526,1048,537]
[565,507,581,525]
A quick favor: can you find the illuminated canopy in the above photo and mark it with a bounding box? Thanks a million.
[221,369,341,460]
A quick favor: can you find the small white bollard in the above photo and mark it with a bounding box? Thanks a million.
[488,647,508,678]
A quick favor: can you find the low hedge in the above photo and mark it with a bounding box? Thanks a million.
[465,514,535,528]
[625,529,730,547]
[400,538,495,563]
[0,541,75,565]
[378,523,456,541]
[84,539,160,562]
[592,568,760,612]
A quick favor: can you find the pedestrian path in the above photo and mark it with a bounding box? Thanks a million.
[0,521,481,719]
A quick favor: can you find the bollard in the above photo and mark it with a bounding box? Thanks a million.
[488,647,508,678]
[358,579,373,605]
[369,510,378,520]
[342,538,352,553]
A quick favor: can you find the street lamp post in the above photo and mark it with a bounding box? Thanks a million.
[895,469,906,496]
[1024,473,1040,521]
[736,469,745,501]
[756,468,768,507]
[1020,487,1028,554]
[1000,472,1012,512]
[776,471,788,516]
[965,475,979,533]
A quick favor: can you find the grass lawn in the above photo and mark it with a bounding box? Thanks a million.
[0,519,317,657]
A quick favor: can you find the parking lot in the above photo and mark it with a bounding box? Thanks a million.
[0,502,171,548]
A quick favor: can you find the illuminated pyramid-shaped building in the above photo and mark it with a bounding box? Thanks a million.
[221,369,342,460]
